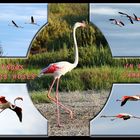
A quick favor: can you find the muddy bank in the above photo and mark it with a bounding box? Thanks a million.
[34,90,109,136]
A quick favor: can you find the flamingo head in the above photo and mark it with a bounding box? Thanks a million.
[15,97,23,101]
[74,21,86,28]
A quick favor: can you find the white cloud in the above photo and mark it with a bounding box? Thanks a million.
[90,6,120,16]
[0,4,47,21]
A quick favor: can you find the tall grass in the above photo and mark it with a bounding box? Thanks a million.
[30,90,51,103]
[26,66,140,92]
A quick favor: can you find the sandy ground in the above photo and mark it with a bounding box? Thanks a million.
[34,90,109,136]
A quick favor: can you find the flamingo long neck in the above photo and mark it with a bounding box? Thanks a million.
[10,98,17,109]
[73,25,79,67]
[101,115,116,118]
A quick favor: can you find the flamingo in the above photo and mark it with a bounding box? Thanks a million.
[38,21,86,127]
[116,95,140,106]
[118,12,134,24]
[100,113,140,121]
[25,16,39,26]
[109,19,125,27]
[133,14,140,21]
[0,96,23,122]
[8,20,24,28]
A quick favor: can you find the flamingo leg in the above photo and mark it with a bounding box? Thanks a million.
[111,118,116,121]
[0,109,5,113]
[111,117,118,121]
[47,78,73,119]
[55,78,62,127]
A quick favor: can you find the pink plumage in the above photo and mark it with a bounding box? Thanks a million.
[38,22,86,127]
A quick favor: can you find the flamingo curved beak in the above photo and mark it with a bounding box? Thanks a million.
[81,21,86,28]
[16,97,23,101]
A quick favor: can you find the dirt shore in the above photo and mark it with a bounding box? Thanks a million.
[34,90,109,136]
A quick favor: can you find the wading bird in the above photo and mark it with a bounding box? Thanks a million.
[8,20,24,28]
[109,19,125,27]
[0,96,23,122]
[100,113,140,121]
[118,12,134,24]
[38,22,86,127]
[25,16,40,26]
[116,95,140,106]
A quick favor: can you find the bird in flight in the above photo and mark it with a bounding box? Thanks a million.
[132,13,140,21]
[116,95,140,106]
[25,16,40,26]
[0,96,23,122]
[109,19,125,27]
[100,113,140,121]
[118,12,134,24]
[8,20,24,28]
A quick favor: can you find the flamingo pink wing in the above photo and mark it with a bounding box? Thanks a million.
[116,114,124,118]
[0,96,7,103]
[43,64,61,74]
[122,96,130,100]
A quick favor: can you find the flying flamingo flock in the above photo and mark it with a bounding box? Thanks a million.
[38,22,86,127]
[101,94,140,122]
[0,96,23,122]
[109,12,140,27]
[8,16,39,28]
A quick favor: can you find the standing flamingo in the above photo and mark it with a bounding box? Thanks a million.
[0,96,23,122]
[116,95,140,106]
[38,22,86,127]
[100,113,140,121]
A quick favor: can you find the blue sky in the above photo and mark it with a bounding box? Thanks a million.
[90,84,140,136]
[0,84,47,135]
[90,3,140,57]
[0,3,47,57]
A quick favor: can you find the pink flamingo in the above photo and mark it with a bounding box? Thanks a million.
[0,96,23,122]
[109,19,125,27]
[116,95,140,106]
[101,113,140,121]
[38,22,86,127]
[118,12,134,24]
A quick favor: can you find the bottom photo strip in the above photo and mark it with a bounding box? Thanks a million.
[0,83,140,137]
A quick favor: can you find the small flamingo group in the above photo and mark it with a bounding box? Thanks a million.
[8,16,39,28]
[101,95,140,121]
[109,12,140,27]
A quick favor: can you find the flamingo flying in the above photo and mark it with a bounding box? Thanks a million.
[38,22,86,127]
[109,19,125,27]
[133,14,140,21]
[0,96,23,122]
[118,12,134,24]
[100,113,140,121]
[25,16,39,26]
[116,95,140,106]
[8,20,24,28]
